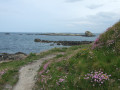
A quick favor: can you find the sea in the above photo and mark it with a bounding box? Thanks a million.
[0,32,100,54]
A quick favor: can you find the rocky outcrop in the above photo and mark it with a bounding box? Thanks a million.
[34,39,42,42]
[85,31,94,37]
[19,34,23,35]
[5,33,10,35]
[34,39,93,46]
[0,52,27,61]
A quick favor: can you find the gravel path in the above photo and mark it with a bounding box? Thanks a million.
[13,55,56,90]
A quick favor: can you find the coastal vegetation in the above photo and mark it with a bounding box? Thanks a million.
[0,48,67,90]
[33,21,120,90]
[0,21,120,90]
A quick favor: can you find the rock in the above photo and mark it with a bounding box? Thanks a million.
[34,39,93,46]
[4,84,13,90]
[5,33,10,35]
[34,39,53,43]
[26,33,34,35]
[19,34,23,35]
[118,86,120,89]
[15,52,27,55]
[50,44,54,46]
[85,31,94,37]
[34,39,41,42]
[57,43,61,45]
[0,52,27,61]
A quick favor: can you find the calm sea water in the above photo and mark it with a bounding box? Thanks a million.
[0,33,100,54]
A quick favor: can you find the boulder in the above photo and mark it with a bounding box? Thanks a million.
[5,33,10,35]
[85,31,94,37]
[57,43,61,45]
[0,52,27,61]
[15,52,27,55]
[34,39,41,42]
[50,44,54,46]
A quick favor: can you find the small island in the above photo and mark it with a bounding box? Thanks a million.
[34,31,95,37]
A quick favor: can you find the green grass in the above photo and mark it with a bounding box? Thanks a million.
[0,47,68,90]
[34,45,120,90]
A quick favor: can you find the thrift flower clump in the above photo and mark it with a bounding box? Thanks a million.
[84,70,111,86]
[0,69,7,78]
[92,21,120,52]
[39,61,51,75]
[56,76,67,86]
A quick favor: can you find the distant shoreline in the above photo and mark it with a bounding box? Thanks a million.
[2,32,96,37]
[26,33,95,37]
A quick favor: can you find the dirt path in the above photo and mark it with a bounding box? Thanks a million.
[13,55,56,90]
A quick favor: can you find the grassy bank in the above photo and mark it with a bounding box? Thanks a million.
[33,22,120,90]
[0,47,68,90]
[33,45,120,90]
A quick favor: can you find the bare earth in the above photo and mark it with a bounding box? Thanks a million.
[13,55,56,90]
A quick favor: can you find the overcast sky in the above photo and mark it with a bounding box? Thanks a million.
[0,0,120,33]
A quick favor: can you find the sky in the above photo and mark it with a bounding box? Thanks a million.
[0,0,120,33]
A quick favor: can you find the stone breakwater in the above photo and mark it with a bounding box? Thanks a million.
[34,39,93,46]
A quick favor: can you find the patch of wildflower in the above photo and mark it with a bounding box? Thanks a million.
[43,62,51,70]
[88,51,94,59]
[92,42,103,50]
[0,69,8,78]
[56,76,67,86]
[106,27,112,32]
[92,38,104,49]
[84,70,111,86]
[92,21,120,51]
[106,40,115,47]
[56,78,65,86]
[38,74,51,84]
[39,61,51,75]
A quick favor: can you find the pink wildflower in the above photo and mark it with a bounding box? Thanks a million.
[39,70,44,75]
[44,62,51,70]
[59,78,65,82]
[56,82,60,85]
[84,70,111,86]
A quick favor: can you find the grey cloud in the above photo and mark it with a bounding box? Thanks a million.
[87,12,118,22]
[87,4,103,9]
[67,12,120,33]
[66,0,83,3]
[111,0,120,2]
